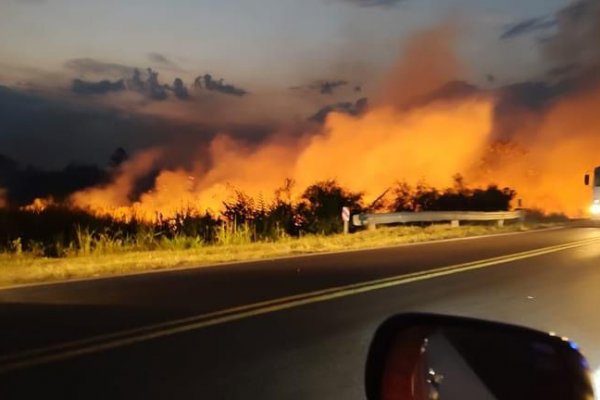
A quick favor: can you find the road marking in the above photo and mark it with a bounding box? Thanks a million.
[1,236,598,374]
[0,226,568,291]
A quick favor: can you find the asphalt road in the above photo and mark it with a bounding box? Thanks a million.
[1,226,600,398]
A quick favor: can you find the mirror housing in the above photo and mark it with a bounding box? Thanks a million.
[585,174,590,186]
[365,313,594,400]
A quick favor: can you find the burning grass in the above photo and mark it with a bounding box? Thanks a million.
[0,222,556,288]
[0,179,566,287]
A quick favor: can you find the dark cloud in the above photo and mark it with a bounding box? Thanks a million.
[65,58,134,78]
[145,68,168,100]
[496,81,559,112]
[500,17,557,40]
[0,84,273,172]
[543,0,600,70]
[148,53,172,65]
[0,157,111,206]
[291,80,349,95]
[318,80,348,94]
[410,80,481,106]
[341,0,405,7]
[147,53,181,70]
[309,97,368,123]
[127,68,168,100]
[194,74,247,96]
[68,67,189,100]
[71,79,126,95]
[167,78,189,100]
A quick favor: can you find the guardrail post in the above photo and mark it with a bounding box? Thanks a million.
[497,219,504,227]
[368,220,377,231]
[451,220,460,228]
[519,210,526,228]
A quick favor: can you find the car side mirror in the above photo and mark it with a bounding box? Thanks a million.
[365,314,594,400]
[585,174,590,186]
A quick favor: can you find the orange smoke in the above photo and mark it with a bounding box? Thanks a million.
[294,100,491,192]
[379,23,462,108]
[71,148,163,220]
[69,22,600,221]
[71,98,494,221]
[471,84,600,217]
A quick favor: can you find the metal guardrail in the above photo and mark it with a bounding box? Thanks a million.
[352,210,524,229]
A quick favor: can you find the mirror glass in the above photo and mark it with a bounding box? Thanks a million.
[366,314,594,400]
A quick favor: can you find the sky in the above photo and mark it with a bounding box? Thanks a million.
[1,0,566,86]
[1,0,599,216]
[0,0,584,169]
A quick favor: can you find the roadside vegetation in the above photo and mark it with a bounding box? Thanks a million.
[0,224,549,287]
[0,176,564,287]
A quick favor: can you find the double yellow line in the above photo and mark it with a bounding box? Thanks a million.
[1,236,599,374]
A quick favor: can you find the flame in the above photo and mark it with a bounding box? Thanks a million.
[66,23,600,222]
[471,85,600,217]
[22,197,54,213]
[69,89,600,221]
[70,98,494,221]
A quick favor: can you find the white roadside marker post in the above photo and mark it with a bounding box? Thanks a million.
[341,207,350,235]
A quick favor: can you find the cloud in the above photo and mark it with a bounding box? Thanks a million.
[309,97,368,123]
[168,78,189,100]
[65,58,134,78]
[409,80,480,107]
[0,84,273,171]
[500,16,557,40]
[291,80,349,95]
[319,80,348,94]
[127,68,168,100]
[542,0,600,70]
[340,0,405,7]
[71,79,126,95]
[148,53,171,65]
[194,74,248,96]
[147,53,181,70]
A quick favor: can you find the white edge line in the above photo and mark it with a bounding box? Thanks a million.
[0,235,595,374]
[0,226,568,292]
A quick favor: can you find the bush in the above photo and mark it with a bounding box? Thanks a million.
[297,180,363,235]
[390,176,515,212]
[0,177,518,257]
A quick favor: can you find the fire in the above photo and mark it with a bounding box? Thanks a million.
[471,85,600,217]
[65,21,599,222]
[69,98,494,222]
[294,100,491,192]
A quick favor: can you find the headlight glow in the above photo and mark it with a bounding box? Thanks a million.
[591,202,600,215]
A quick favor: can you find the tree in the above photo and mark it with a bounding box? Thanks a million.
[391,182,415,212]
[298,180,363,234]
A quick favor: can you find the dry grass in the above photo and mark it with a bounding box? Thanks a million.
[0,223,556,288]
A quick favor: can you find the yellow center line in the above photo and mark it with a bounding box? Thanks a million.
[1,237,599,374]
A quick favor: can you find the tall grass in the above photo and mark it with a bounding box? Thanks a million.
[0,179,551,260]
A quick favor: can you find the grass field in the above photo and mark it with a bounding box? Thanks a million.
[0,222,557,288]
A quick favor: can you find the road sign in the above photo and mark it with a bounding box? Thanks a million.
[341,207,350,222]
[342,207,350,235]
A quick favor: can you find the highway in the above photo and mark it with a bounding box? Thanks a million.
[1,226,600,398]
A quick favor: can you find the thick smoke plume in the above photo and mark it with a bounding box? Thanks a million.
[7,1,600,221]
